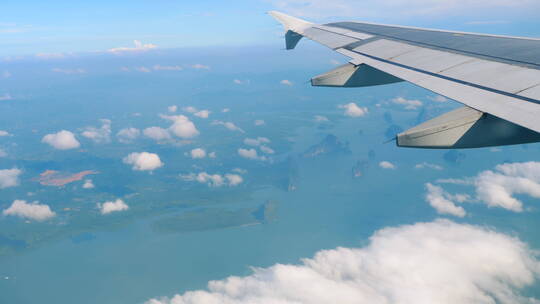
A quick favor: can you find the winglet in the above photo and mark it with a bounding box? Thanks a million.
[268,11,313,50]
[268,11,313,34]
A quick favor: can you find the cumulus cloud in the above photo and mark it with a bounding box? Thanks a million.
[0,130,10,136]
[108,40,157,53]
[338,102,368,117]
[254,120,265,126]
[123,152,164,171]
[0,168,21,189]
[233,79,250,85]
[243,137,271,147]
[42,130,80,150]
[145,219,540,304]
[180,172,243,187]
[135,66,151,73]
[212,120,244,133]
[161,115,200,139]
[3,200,55,221]
[81,119,111,143]
[143,127,172,142]
[183,106,197,113]
[98,199,129,215]
[51,68,86,75]
[153,65,182,71]
[392,97,423,110]
[208,152,217,158]
[117,127,140,143]
[238,148,266,161]
[191,64,210,70]
[434,162,540,213]
[190,148,206,159]
[314,115,329,122]
[260,146,275,154]
[425,183,467,217]
[280,79,293,86]
[379,161,396,169]
[168,105,178,113]
[194,110,210,119]
[222,108,230,113]
[83,179,95,189]
[415,162,443,170]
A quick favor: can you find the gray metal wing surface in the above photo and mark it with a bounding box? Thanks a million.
[269,11,540,149]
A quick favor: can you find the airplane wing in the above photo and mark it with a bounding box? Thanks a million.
[269,11,540,149]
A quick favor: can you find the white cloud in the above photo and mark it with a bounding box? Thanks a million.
[123,152,164,171]
[379,161,396,169]
[182,106,198,113]
[42,130,80,150]
[146,219,540,304]
[254,120,265,126]
[392,97,423,110]
[0,149,6,158]
[161,115,200,139]
[243,137,271,147]
[153,65,183,71]
[168,105,178,113]
[225,174,243,186]
[143,127,172,142]
[51,68,86,75]
[0,130,10,136]
[2,70,11,78]
[222,108,230,113]
[82,179,95,189]
[232,168,247,174]
[3,200,55,221]
[260,146,275,154]
[280,79,293,86]
[117,127,140,143]
[35,52,66,59]
[233,79,250,85]
[81,119,111,143]
[0,94,13,101]
[108,40,157,53]
[181,172,243,187]
[98,199,129,215]
[0,168,21,189]
[314,115,329,122]
[135,67,151,73]
[415,162,443,170]
[191,64,210,70]
[194,110,210,119]
[190,148,206,159]
[208,152,217,158]
[338,102,368,117]
[435,162,540,213]
[212,120,245,133]
[238,148,266,161]
[425,183,467,217]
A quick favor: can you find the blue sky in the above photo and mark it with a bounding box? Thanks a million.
[1,0,539,57]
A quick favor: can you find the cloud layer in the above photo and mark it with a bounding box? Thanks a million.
[146,219,540,304]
